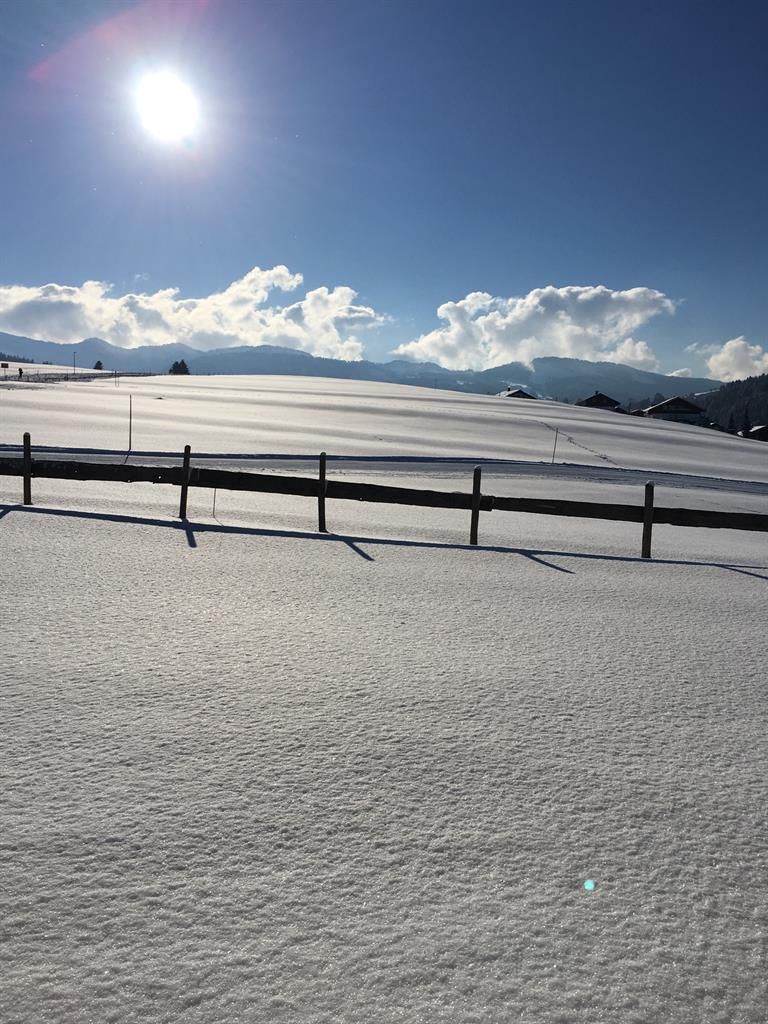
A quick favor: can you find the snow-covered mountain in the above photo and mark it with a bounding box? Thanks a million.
[0,329,720,404]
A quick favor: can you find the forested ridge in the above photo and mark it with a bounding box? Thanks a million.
[699,374,768,430]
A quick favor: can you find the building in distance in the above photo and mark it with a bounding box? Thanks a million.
[575,391,622,410]
[741,424,768,442]
[643,396,705,424]
[502,388,538,400]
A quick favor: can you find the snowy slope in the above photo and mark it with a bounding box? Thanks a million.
[2,375,767,1024]
[2,373,768,484]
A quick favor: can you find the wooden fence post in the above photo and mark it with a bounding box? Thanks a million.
[551,427,559,464]
[22,432,32,506]
[470,465,482,545]
[179,444,191,520]
[641,481,654,558]
[318,451,328,532]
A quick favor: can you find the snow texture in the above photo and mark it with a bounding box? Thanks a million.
[1,376,767,1023]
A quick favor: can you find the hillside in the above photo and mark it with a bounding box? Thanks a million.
[4,372,768,485]
[0,329,720,404]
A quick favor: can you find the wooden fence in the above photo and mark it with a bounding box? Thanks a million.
[2,432,767,558]
[3,370,155,384]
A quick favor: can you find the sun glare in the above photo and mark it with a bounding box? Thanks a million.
[135,70,200,143]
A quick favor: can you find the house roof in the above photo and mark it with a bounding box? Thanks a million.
[504,388,537,399]
[644,396,704,415]
[575,391,621,408]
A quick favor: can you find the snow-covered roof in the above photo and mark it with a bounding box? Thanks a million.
[504,388,537,399]
[575,391,621,408]
[644,396,704,415]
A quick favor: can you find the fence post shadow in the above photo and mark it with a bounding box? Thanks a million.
[1,502,767,578]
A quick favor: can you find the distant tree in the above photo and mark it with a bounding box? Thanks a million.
[651,392,665,405]
[741,406,752,435]
[727,413,736,433]
[169,359,190,375]
[93,360,103,370]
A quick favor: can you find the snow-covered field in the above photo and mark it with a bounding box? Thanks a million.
[2,373,768,481]
[0,360,110,380]
[2,375,767,1023]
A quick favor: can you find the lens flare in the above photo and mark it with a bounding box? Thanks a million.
[135,70,199,143]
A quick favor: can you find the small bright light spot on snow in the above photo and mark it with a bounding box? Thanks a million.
[584,879,596,891]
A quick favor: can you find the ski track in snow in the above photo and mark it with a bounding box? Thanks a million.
[2,376,768,1023]
[540,419,623,468]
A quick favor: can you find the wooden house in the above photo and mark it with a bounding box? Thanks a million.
[504,388,537,400]
[743,424,768,442]
[575,391,622,410]
[643,396,705,424]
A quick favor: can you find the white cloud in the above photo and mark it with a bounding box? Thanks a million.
[393,285,674,370]
[604,338,659,371]
[0,266,383,360]
[667,367,692,377]
[685,342,717,356]
[704,337,768,382]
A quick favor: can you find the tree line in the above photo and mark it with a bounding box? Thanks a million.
[698,373,768,431]
[1,351,35,363]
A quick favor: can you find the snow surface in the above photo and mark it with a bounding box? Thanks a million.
[2,373,768,483]
[2,375,767,1023]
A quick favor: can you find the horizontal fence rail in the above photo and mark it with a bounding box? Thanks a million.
[0,455,494,508]
[2,435,767,558]
[492,494,768,533]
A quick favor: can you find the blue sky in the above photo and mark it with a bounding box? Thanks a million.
[1,0,767,379]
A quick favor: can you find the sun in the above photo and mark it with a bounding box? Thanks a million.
[134,70,200,144]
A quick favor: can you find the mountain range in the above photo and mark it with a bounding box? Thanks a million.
[0,330,720,405]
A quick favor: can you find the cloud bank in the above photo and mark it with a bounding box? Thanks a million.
[0,267,383,360]
[393,285,675,370]
[2,271,713,376]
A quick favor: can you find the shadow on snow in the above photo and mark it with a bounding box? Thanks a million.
[1,502,767,579]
